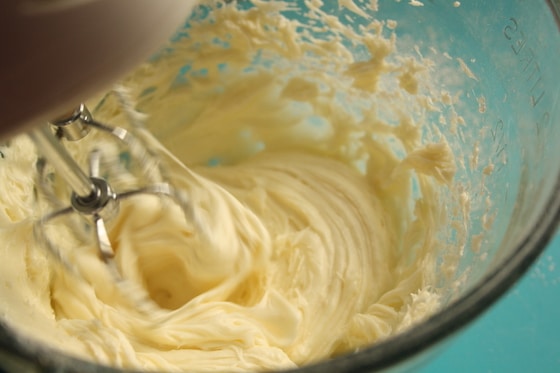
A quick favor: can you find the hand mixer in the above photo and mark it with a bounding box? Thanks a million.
[0,0,199,310]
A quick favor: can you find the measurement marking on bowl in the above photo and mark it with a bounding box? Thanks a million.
[503,17,551,140]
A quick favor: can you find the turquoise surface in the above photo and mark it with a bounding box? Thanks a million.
[419,232,560,372]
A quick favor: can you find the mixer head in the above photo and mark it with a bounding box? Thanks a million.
[30,88,199,313]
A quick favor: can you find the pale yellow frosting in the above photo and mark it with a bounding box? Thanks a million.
[0,0,467,371]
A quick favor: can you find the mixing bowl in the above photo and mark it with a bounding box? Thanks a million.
[1,0,559,372]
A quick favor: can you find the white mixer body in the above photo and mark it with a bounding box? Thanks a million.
[0,0,197,136]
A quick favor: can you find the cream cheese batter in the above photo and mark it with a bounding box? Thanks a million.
[0,0,467,371]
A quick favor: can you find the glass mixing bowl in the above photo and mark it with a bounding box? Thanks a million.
[1,0,559,372]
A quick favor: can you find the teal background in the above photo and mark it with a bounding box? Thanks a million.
[418,232,560,372]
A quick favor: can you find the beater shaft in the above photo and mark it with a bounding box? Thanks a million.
[29,125,95,198]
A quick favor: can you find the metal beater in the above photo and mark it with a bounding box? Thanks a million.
[29,90,195,309]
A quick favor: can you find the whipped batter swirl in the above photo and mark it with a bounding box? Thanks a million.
[0,0,465,371]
